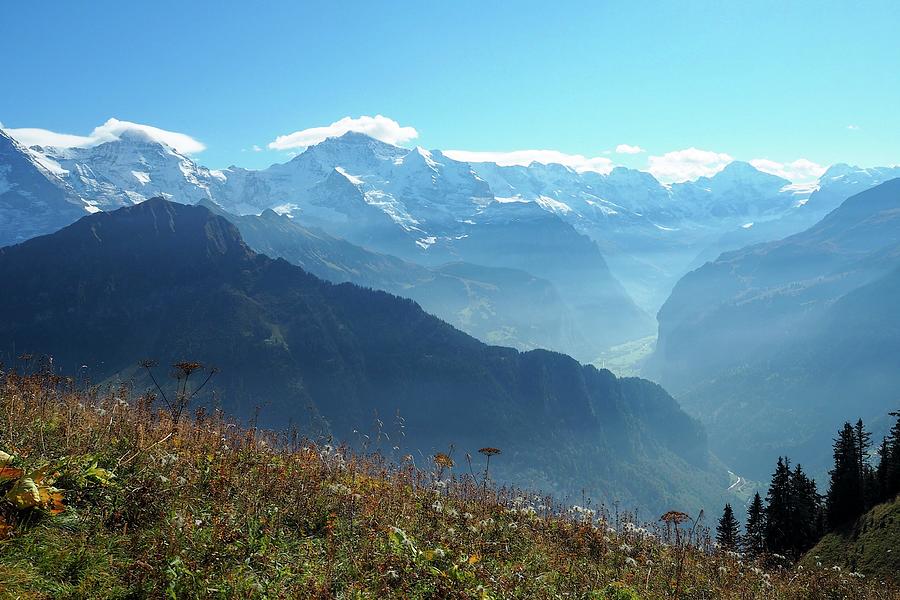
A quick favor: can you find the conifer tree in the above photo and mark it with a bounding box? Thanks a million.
[826,422,864,528]
[765,457,793,556]
[716,503,741,551]
[790,463,822,554]
[854,419,875,509]
[744,492,766,558]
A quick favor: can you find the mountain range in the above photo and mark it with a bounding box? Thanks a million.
[6,125,897,363]
[0,198,730,514]
[0,129,653,361]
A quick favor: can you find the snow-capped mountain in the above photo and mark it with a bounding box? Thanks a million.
[34,128,227,211]
[802,163,900,218]
[2,124,893,323]
[0,129,86,246]
[216,132,495,250]
[473,161,675,225]
[669,161,797,221]
[465,158,818,309]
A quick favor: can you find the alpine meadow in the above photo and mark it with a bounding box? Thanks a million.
[1,2,900,598]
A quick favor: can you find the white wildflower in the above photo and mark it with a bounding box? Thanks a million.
[327,482,351,495]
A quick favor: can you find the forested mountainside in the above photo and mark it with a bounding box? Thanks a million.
[0,198,728,514]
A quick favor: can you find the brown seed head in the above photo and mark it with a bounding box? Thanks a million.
[660,510,691,524]
[173,361,203,376]
[434,453,454,468]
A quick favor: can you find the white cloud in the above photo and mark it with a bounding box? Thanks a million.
[846,124,860,131]
[1,118,206,154]
[268,115,418,150]
[443,149,615,174]
[2,127,94,148]
[749,158,826,183]
[615,144,643,154]
[647,147,733,183]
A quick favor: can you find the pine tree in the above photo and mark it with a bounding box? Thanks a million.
[854,419,875,509]
[716,503,741,551]
[790,464,822,554]
[826,422,864,528]
[765,457,793,556]
[744,492,766,558]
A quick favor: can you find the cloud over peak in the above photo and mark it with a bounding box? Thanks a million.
[443,149,615,174]
[749,158,826,183]
[1,118,206,154]
[647,147,734,183]
[268,115,418,150]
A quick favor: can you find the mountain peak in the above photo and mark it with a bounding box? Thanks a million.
[401,145,438,170]
[607,166,662,185]
[26,198,256,270]
[710,160,788,185]
[296,131,408,165]
[333,130,378,143]
[821,163,859,180]
[717,160,763,177]
[321,131,401,151]
[720,160,754,172]
[114,127,162,145]
[526,161,574,175]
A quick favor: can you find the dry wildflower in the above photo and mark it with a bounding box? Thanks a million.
[660,510,690,525]
[434,452,454,468]
[478,447,501,457]
[173,361,204,377]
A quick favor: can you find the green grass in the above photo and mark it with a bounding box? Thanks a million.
[801,494,900,582]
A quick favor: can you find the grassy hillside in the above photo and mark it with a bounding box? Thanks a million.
[0,371,894,599]
[801,495,900,582]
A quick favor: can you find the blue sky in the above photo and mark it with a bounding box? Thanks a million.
[1,1,898,181]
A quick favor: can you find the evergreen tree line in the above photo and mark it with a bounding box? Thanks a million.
[715,410,900,561]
